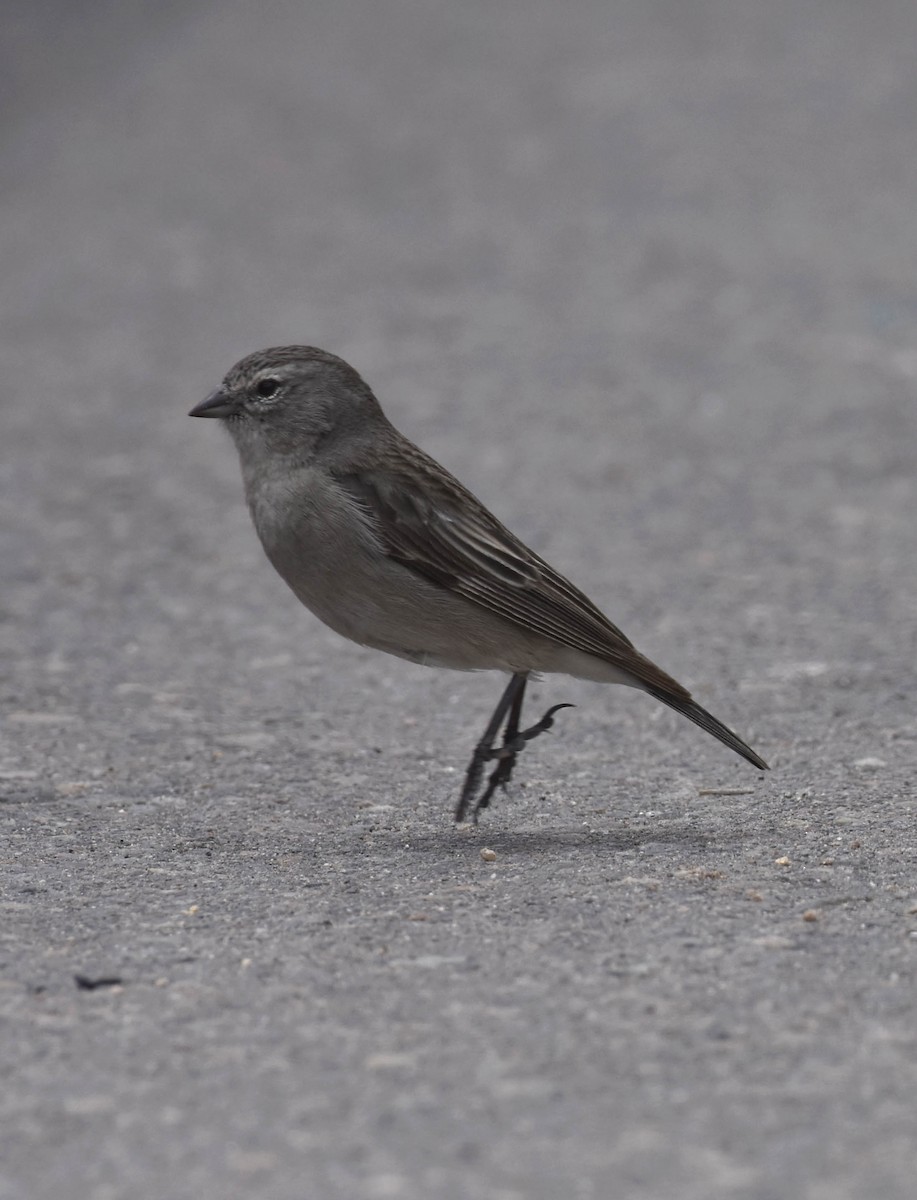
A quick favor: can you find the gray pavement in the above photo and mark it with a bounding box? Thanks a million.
[2,2,917,1197]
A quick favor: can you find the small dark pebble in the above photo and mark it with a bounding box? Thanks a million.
[74,974,123,990]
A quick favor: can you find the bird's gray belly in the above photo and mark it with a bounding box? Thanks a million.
[246,473,523,670]
[245,469,636,684]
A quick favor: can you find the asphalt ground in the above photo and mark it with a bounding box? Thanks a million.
[2,2,917,1197]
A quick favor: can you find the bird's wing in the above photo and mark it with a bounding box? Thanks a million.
[338,449,770,772]
[337,453,689,695]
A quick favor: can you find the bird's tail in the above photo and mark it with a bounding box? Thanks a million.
[643,683,769,771]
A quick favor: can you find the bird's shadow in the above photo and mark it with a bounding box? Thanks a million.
[371,822,716,857]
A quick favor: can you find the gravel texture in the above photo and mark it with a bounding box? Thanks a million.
[2,2,916,1197]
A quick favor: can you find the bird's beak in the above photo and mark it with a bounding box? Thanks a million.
[189,389,240,418]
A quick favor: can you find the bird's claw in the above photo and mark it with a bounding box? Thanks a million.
[462,702,575,821]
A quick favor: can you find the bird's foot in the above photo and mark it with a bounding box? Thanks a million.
[488,703,575,762]
[456,703,575,823]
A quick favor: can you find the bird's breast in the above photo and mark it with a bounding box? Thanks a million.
[240,466,540,671]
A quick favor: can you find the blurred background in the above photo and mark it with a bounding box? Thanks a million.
[5,0,915,762]
[3,2,917,1197]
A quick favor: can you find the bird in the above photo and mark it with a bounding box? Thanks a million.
[190,346,768,822]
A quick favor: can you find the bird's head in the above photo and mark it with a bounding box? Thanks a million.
[190,345,386,466]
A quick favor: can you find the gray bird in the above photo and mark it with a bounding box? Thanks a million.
[190,346,768,822]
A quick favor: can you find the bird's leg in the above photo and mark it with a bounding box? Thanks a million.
[455,674,526,824]
[473,673,527,816]
[455,674,576,824]
[475,699,576,819]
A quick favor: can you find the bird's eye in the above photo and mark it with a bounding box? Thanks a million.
[255,377,281,399]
